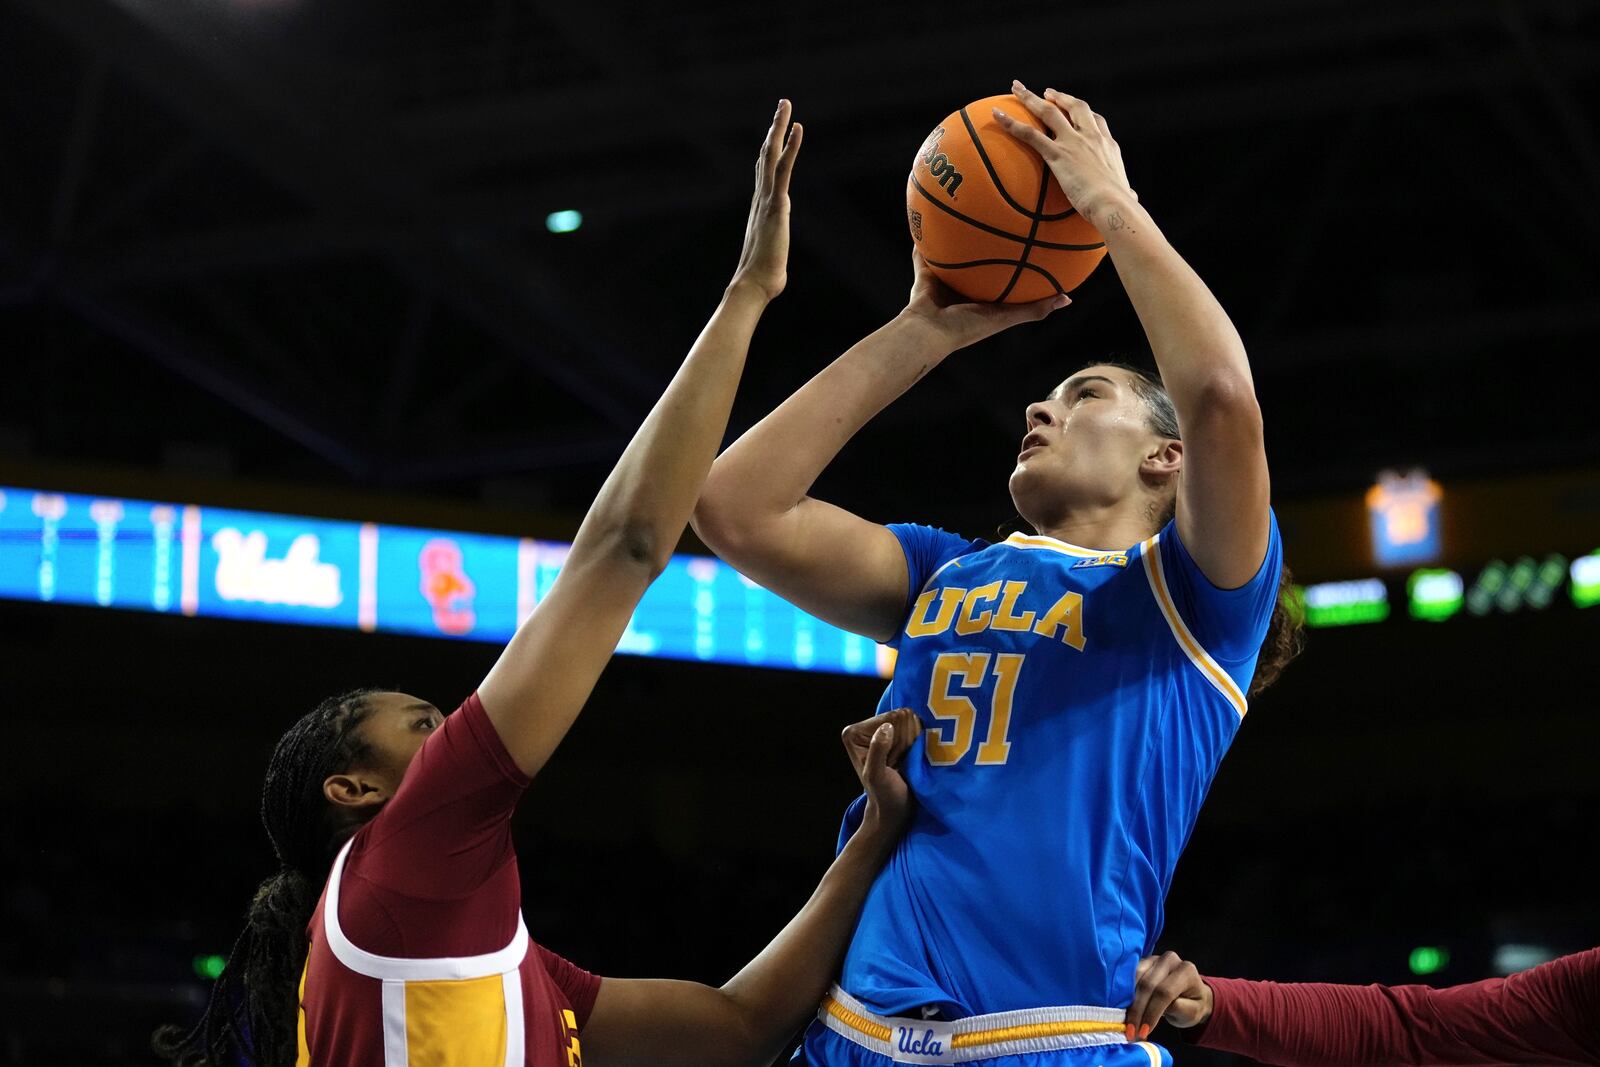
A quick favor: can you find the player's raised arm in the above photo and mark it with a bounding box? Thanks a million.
[996,82,1270,589]
[693,250,1067,642]
[478,101,802,778]
[580,709,922,1067]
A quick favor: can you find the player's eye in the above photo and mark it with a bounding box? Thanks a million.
[1077,389,1097,400]
[416,717,436,730]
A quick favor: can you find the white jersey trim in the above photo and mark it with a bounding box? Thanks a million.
[1139,533,1248,719]
[322,837,531,982]
[381,979,407,1067]
[502,969,525,1067]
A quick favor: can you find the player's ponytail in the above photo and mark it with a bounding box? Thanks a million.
[153,689,378,1067]
[1249,564,1305,697]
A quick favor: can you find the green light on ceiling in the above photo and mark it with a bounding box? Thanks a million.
[1467,560,1504,616]
[1528,555,1567,610]
[1468,555,1568,615]
[1407,569,1463,621]
[1572,551,1600,609]
[193,954,227,980]
[1409,946,1449,975]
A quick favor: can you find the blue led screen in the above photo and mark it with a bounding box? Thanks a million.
[0,485,890,677]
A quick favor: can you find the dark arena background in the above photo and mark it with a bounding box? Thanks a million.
[3,0,1599,1064]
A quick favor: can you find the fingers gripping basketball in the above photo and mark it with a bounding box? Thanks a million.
[906,94,1108,303]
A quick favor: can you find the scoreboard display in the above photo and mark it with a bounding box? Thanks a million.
[0,485,892,678]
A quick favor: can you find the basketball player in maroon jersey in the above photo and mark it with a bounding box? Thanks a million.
[155,100,920,1067]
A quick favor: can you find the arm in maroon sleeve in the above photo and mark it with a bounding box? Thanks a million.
[1192,948,1600,1066]
[540,946,602,1030]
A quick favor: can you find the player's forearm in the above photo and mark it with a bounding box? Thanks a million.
[696,314,950,540]
[1196,977,1494,1067]
[1193,977,1424,1066]
[1195,965,1600,1067]
[575,282,768,572]
[714,814,900,1064]
[1086,193,1258,421]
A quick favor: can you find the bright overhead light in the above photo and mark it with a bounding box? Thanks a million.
[1572,551,1600,608]
[1299,578,1389,627]
[1493,943,1556,974]
[1408,569,1463,621]
[545,210,583,234]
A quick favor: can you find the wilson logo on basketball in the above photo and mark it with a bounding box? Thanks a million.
[918,127,964,197]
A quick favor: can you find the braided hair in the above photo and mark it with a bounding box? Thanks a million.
[1090,360,1305,696]
[153,689,380,1067]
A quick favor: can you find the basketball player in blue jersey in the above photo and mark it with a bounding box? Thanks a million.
[694,82,1301,1067]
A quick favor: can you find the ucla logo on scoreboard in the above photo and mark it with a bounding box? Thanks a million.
[1072,553,1129,569]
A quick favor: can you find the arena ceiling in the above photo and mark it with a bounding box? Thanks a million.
[3,0,1598,532]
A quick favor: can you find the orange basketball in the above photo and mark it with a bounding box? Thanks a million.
[906,94,1107,303]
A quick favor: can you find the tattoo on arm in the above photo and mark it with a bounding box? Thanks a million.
[1106,211,1128,233]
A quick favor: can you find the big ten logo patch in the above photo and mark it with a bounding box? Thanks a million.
[917,127,964,197]
[908,207,924,242]
[563,1008,583,1067]
[1072,553,1129,569]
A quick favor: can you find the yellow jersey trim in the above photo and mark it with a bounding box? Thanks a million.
[824,995,893,1042]
[1003,532,1125,558]
[951,1019,1125,1047]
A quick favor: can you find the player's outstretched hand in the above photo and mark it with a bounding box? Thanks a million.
[731,99,803,302]
[992,81,1135,227]
[1125,950,1213,1042]
[900,248,1069,353]
[841,707,922,831]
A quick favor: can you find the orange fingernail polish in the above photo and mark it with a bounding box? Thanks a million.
[1139,1024,1152,1040]
[1125,1025,1135,1042]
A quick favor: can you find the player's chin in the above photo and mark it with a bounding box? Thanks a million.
[1010,450,1059,477]
[1014,459,1085,524]
[1007,463,1052,518]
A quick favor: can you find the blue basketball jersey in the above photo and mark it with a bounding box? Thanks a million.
[835,515,1283,1018]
